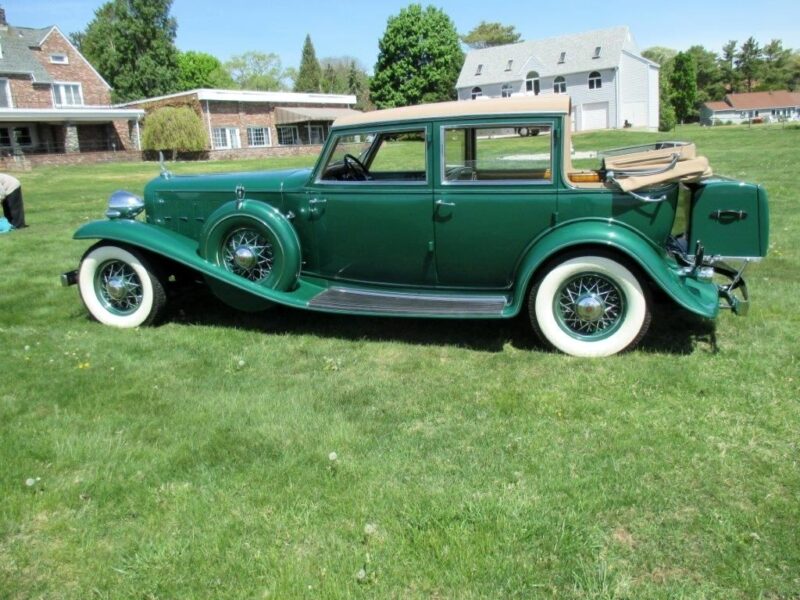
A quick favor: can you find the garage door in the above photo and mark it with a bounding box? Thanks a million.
[582,102,609,131]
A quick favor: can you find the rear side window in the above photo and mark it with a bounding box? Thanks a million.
[442,124,553,183]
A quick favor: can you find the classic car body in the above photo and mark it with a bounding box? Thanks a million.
[63,96,769,356]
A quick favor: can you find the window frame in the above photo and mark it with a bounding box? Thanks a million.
[505,59,513,71]
[0,125,36,148]
[211,126,241,150]
[246,126,272,147]
[525,71,540,95]
[313,124,430,187]
[588,71,602,90]
[553,76,566,94]
[277,125,300,146]
[438,119,557,187]
[52,81,84,107]
[0,78,12,108]
[308,124,325,145]
[475,64,483,76]
[471,86,483,100]
[50,53,69,65]
[501,83,514,98]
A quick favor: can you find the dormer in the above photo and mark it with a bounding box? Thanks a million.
[558,51,566,64]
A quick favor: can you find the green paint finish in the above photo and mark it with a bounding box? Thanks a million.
[72,104,768,323]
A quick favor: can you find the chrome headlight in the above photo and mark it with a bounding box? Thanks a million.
[106,190,145,220]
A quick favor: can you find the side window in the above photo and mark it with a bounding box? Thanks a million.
[442,124,553,183]
[320,129,427,183]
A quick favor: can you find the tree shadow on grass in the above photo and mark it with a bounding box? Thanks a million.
[165,284,716,356]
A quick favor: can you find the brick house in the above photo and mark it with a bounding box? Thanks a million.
[124,89,360,159]
[0,8,144,165]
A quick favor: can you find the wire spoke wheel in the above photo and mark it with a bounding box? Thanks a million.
[556,273,624,339]
[221,228,274,282]
[95,260,144,315]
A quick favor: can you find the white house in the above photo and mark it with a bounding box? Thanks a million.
[456,26,659,132]
[700,91,800,125]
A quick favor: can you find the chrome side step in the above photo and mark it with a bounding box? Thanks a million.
[308,286,508,316]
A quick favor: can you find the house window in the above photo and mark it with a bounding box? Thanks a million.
[0,126,34,147]
[308,125,325,144]
[525,71,540,95]
[50,53,69,64]
[558,51,566,64]
[0,78,11,108]
[471,87,483,100]
[554,76,566,94]
[475,64,483,76]
[277,126,300,146]
[505,60,513,71]
[588,71,602,90]
[593,46,601,59]
[212,127,240,150]
[246,126,271,147]
[53,82,83,106]
[501,83,513,98]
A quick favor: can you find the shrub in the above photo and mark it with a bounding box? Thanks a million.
[659,99,677,132]
[142,106,207,160]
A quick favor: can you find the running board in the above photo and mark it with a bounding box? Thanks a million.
[308,286,508,316]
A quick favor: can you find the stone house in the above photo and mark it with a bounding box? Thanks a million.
[0,8,144,165]
[124,89,360,159]
[456,26,659,132]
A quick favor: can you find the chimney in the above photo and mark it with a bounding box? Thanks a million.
[0,7,6,29]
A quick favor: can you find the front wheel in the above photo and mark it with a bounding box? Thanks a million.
[78,244,166,328]
[529,254,651,357]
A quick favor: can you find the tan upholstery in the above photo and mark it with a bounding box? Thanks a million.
[613,156,712,192]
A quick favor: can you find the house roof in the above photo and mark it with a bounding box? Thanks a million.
[456,26,654,89]
[0,25,55,83]
[704,91,800,112]
[333,95,570,128]
[123,88,357,107]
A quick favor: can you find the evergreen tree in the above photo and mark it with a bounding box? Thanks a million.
[658,56,677,131]
[759,39,792,90]
[73,0,180,102]
[686,45,725,106]
[670,52,697,123]
[294,34,322,92]
[371,4,464,108]
[719,40,741,93]
[460,21,522,49]
[735,37,763,93]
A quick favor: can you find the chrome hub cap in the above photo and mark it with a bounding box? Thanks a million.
[556,274,624,339]
[95,261,143,315]
[222,228,273,281]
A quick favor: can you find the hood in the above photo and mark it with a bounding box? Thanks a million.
[144,167,312,195]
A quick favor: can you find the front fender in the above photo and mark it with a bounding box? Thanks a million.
[72,219,321,310]
[509,219,719,319]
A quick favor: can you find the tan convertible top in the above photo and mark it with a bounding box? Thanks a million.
[603,143,712,191]
[333,96,570,128]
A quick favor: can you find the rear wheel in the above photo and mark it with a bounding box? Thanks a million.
[529,253,651,357]
[78,244,166,327]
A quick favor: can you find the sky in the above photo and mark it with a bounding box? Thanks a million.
[8,0,800,73]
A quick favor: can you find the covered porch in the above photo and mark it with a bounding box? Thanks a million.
[273,106,361,146]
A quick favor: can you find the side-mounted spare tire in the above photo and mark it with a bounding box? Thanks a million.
[199,200,302,306]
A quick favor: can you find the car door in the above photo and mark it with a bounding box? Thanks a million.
[433,119,559,288]
[304,124,435,286]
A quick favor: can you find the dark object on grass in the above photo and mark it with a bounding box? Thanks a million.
[0,174,27,229]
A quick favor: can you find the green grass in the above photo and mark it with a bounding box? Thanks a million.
[1,124,799,599]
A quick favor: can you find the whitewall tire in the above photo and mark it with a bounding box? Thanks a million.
[78,244,166,328]
[529,254,651,357]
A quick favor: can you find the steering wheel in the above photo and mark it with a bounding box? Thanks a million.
[343,153,369,181]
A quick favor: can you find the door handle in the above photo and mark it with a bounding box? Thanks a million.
[435,199,456,208]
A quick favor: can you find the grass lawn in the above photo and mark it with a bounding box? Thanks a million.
[1,124,798,599]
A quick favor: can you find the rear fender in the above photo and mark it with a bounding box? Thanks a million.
[510,219,719,318]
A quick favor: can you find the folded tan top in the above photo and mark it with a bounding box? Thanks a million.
[603,143,712,192]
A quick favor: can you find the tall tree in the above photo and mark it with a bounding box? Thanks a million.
[759,39,792,90]
[735,37,763,93]
[686,45,725,106]
[460,21,521,49]
[719,40,741,93]
[73,0,180,102]
[225,51,289,90]
[789,52,800,91]
[294,34,322,92]
[371,4,464,108]
[670,52,697,123]
[177,51,235,91]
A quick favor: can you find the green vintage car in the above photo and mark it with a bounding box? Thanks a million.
[62,96,768,357]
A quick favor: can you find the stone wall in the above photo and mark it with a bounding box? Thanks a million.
[208,143,323,161]
[0,149,142,170]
